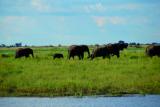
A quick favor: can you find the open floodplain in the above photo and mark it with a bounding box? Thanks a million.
[0,46,160,97]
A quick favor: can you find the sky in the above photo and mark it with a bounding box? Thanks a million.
[0,0,160,46]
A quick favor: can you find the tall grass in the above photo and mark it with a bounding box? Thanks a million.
[0,46,160,96]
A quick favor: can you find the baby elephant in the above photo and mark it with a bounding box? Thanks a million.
[1,54,10,58]
[53,53,64,59]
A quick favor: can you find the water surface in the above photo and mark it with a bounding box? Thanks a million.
[0,95,160,107]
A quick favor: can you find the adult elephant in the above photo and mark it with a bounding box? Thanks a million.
[118,43,128,50]
[79,45,90,58]
[15,48,34,58]
[146,45,160,57]
[106,43,128,58]
[106,43,120,58]
[90,46,110,60]
[68,45,83,60]
[68,45,90,60]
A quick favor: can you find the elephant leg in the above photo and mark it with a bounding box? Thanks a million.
[80,56,83,60]
[103,56,106,59]
[81,53,84,60]
[78,55,81,60]
[80,55,83,60]
[31,53,34,58]
[116,52,120,58]
[90,55,94,60]
[91,56,94,60]
[69,55,72,60]
[117,54,120,58]
[25,54,29,58]
[107,55,110,59]
[90,54,93,60]
[69,56,71,60]
[79,54,83,60]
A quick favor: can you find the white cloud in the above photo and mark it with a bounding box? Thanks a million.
[93,16,127,27]
[107,16,127,25]
[28,1,142,15]
[93,16,106,27]
[0,16,36,35]
[3,16,26,24]
[84,3,106,13]
[0,16,27,31]
[2,16,36,26]
[84,3,141,13]
[86,3,143,14]
[31,0,50,12]
[117,3,141,10]
[104,3,141,11]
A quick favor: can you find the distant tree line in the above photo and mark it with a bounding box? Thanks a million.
[0,43,24,47]
[0,41,160,48]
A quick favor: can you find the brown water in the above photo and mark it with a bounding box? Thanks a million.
[0,95,160,107]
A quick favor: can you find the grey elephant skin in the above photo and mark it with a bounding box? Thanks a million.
[15,48,34,58]
[146,45,160,57]
[68,45,90,60]
[53,53,64,59]
[106,43,128,58]
[90,46,110,60]
[90,43,128,59]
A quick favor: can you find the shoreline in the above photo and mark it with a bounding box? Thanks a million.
[1,94,160,98]
[1,91,160,97]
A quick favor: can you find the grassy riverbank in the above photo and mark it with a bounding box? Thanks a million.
[0,46,160,97]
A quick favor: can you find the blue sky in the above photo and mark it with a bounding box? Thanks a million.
[0,0,160,46]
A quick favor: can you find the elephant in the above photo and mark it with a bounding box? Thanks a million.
[106,43,120,58]
[68,45,90,60]
[15,48,34,58]
[68,45,84,60]
[53,53,64,59]
[79,45,90,58]
[90,46,110,60]
[146,45,160,57]
[117,43,128,50]
[1,54,10,58]
[106,43,128,58]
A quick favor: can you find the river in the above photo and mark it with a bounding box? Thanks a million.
[0,95,160,107]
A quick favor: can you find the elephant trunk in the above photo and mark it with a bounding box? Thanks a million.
[32,53,34,58]
[87,49,90,58]
[31,50,34,58]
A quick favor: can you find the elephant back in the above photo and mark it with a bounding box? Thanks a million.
[146,45,160,57]
[15,48,33,58]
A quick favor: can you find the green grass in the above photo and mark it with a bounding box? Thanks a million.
[0,46,160,97]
